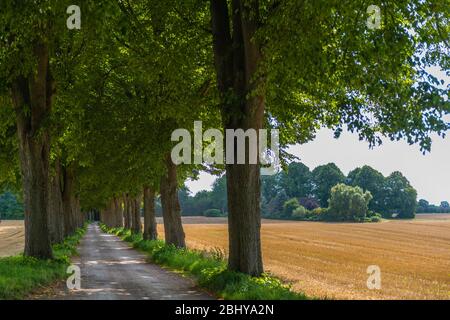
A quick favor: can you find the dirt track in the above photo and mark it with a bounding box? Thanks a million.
[42,224,212,300]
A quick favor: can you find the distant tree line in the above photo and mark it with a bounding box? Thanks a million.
[180,162,449,221]
[178,176,228,217]
[0,191,24,220]
[261,162,420,219]
[417,199,450,213]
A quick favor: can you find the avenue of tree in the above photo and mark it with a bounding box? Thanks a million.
[0,1,448,276]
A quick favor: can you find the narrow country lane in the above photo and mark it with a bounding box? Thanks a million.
[44,224,213,300]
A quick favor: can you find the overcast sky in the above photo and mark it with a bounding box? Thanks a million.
[186,67,449,205]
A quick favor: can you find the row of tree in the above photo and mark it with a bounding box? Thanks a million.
[179,162,447,220]
[417,200,450,213]
[262,162,419,218]
[0,1,448,276]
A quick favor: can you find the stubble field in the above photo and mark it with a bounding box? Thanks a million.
[2,215,449,299]
[158,214,450,300]
[0,220,25,258]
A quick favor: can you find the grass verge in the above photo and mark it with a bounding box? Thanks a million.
[100,224,308,300]
[0,225,87,300]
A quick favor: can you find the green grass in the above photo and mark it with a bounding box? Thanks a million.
[0,225,87,300]
[100,224,309,300]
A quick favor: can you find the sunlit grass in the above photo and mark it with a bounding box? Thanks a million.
[0,225,87,300]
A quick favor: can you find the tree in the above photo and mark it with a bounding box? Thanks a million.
[347,166,385,213]
[328,184,373,221]
[280,162,313,199]
[312,163,345,207]
[382,172,417,218]
[261,173,282,205]
[160,156,186,248]
[143,186,158,240]
[263,189,288,218]
[440,201,450,209]
[282,198,300,217]
[417,199,431,213]
[209,175,228,214]
[0,1,117,257]
[210,0,266,276]
[210,0,449,275]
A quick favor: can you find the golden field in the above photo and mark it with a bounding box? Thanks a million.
[0,220,25,258]
[2,215,449,299]
[157,215,450,300]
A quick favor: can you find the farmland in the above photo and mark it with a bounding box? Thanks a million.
[0,220,25,258]
[2,215,449,299]
[160,215,450,300]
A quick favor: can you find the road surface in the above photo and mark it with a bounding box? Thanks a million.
[43,224,213,300]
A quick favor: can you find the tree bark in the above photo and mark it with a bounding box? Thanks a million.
[113,197,123,228]
[11,41,53,259]
[124,194,131,229]
[48,160,64,244]
[131,195,142,234]
[211,0,265,275]
[73,196,82,228]
[160,155,185,248]
[62,165,77,236]
[143,186,158,240]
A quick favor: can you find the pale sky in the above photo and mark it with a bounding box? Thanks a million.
[186,67,449,205]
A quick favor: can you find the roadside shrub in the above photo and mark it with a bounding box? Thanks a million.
[283,198,300,217]
[327,184,373,221]
[204,209,224,217]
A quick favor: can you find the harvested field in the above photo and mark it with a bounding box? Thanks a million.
[157,215,450,300]
[0,220,24,257]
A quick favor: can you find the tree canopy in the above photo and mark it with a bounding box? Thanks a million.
[0,0,448,275]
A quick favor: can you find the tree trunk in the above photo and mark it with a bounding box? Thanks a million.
[131,195,142,234]
[48,160,64,244]
[11,42,53,259]
[143,186,158,240]
[73,196,82,228]
[160,155,185,248]
[211,0,265,275]
[62,165,77,236]
[113,197,123,228]
[124,194,131,229]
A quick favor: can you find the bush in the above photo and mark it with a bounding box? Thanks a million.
[291,205,308,219]
[298,197,320,211]
[203,209,224,217]
[327,184,373,221]
[367,211,382,221]
[312,207,326,215]
[283,198,300,217]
